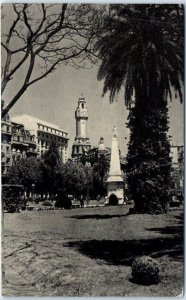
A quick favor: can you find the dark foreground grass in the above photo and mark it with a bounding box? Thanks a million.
[2,205,184,296]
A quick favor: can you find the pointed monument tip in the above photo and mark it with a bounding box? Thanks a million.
[113,125,118,139]
[79,92,85,101]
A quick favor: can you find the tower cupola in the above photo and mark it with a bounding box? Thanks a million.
[72,94,91,159]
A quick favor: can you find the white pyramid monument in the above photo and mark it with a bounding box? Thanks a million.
[107,126,124,205]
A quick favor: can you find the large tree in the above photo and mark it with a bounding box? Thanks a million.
[7,156,41,196]
[40,141,63,199]
[1,3,104,118]
[64,161,88,198]
[93,154,109,198]
[95,4,184,213]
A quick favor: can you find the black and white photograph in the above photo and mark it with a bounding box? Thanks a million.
[1,3,184,296]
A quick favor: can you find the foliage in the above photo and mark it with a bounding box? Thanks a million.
[132,256,160,285]
[39,141,65,197]
[95,4,183,105]
[126,97,172,214]
[169,198,180,207]
[64,161,88,198]
[95,4,184,213]
[7,156,41,194]
[42,200,53,206]
[1,4,105,118]
[2,184,25,212]
[93,154,109,197]
[55,193,72,209]
[42,141,61,166]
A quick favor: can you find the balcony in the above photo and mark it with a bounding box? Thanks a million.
[27,148,37,156]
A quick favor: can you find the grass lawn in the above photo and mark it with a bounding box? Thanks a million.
[2,205,184,296]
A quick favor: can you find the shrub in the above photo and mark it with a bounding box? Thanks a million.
[55,197,72,209]
[132,256,160,285]
[2,184,25,213]
[169,199,180,207]
[42,200,53,206]
[129,207,135,214]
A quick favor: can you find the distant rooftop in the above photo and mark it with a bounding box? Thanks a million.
[11,114,68,134]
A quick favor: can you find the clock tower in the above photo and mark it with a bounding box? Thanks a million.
[72,95,91,159]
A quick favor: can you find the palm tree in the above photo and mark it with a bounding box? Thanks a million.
[93,154,109,198]
[43,141,61,167]
[95,5,184,213]
[42,141,62,200]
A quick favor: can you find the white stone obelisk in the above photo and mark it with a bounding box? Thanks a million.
[107,126,124,205]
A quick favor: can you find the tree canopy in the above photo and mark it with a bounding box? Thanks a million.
[95,4,184,106]
[1,3,105,118]
[95,4,184,213]
[7,156,42,193]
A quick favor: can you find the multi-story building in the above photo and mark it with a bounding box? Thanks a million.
[1,102,12,177]
[11,122,37,163]
[86,137,111,165]
[11,115,69,163]
[72,95,91,159]
[170,144,184,196]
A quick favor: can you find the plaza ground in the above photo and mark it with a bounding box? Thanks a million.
[2,205,184,296]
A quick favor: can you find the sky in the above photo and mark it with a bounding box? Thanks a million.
[3,63,184,158]
[2,4,184,158]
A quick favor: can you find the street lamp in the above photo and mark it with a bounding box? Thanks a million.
[32,183,35,202]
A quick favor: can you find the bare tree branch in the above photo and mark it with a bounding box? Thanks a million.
[1,3,106,119]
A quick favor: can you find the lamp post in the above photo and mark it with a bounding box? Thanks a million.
[32,183,35,202]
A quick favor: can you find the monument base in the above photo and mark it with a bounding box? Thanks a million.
[107,177,124,205]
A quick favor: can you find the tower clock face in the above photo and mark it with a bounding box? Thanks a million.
[76,109,87,117]
[78,110,87,117]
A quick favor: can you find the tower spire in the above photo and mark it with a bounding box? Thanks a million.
[72,95,91,159]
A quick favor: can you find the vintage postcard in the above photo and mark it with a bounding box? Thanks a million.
[1,3,184,296]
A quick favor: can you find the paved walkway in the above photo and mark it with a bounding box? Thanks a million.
[2,261,37,296]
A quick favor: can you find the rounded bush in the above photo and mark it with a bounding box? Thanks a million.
[132,256,160,285]
[42,200,53,206]
[55,197,72,209]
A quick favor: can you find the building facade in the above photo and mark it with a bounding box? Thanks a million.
[11,115,69,163]
[1,104,12,176]
[85,137,111,165]
[11,122,37,163]
[1,109,37,178]
[170,145,184,196]
[1,106,69,180]
[72,95,91,159]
